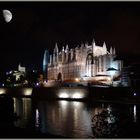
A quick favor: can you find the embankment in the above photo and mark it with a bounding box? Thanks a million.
[0,86,140,103]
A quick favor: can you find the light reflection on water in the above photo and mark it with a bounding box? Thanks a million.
[35,109,39,128]
[13,98,32,128]
[12,97,140,138]
[133,105,137,123]
[37,100,93,138]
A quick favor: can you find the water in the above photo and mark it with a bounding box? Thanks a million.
[10,97,140,138]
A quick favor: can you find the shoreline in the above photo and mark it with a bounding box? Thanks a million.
[0,86,139,103]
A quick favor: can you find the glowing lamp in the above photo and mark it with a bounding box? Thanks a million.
[134,93,137,96]
[75,78,80,82]
[72,92,84,99]
[0,88,6,94]
[24,88,32,96]
[58,92,69,99]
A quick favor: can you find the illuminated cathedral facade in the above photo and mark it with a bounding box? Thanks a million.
[46,39,123,84]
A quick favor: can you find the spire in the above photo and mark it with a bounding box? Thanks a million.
[65,44,69,52]
[54,42,58,53]
[103,41,106,48]
[55,43,58,52]
[62,46,65,51]
[65,44,69,62]
[92,38,95,44]
[18,63,21,71]
[91,38,95,48]
[110,47,113,54]
[103,41,107,54]
[62,46,65,63]
[70,48,74,61]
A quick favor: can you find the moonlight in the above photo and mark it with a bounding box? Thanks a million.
[2,9,12,23]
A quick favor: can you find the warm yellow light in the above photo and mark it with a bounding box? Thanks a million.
[0,88,6,94]
[58,92,69,99]
[57,89,87,100]
[75,78,80,82]
[72,92,84,99]
[24,88,33,96]
[107,77,111,81]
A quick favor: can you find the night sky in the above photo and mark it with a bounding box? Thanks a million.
[0,2,140,73]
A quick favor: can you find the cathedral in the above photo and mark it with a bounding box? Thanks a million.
[45,39,123,85]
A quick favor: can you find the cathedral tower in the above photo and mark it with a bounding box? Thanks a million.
[43,49,49,80]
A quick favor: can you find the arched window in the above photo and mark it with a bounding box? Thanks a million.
[57,72,62,81]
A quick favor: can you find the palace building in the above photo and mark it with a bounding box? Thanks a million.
[44,39,123,85]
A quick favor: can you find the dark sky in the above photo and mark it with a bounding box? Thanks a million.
[0,2,140,72]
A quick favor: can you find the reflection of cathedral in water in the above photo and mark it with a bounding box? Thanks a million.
[46,39,123,81]
[13,98,32,128]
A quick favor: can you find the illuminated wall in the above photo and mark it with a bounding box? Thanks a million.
[47,40,123,82]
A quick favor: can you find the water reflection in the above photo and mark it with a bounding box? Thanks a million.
[37,100,93,138]
[11,97,140,138]
[133,105,137,122]
[35,109,39,128]
[13,98,32,128]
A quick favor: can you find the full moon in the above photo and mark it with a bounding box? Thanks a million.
[2,9,12,23]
